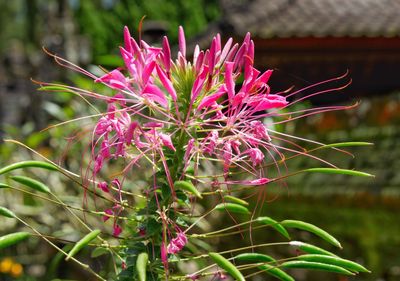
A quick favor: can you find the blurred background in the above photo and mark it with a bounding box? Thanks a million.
[0,0,399,280]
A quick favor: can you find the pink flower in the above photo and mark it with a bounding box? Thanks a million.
[167,231,188,254]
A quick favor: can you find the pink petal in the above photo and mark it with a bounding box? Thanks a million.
[142,84,168,108]
[156,65,177,101]
[113,224,122,236]
[191,65,209,103]
[162,36,171,73]
[178,26,186,58]
[159,133,176,151]
[95,69,129,90]
[102,208,113,222]
[197,87,226,110]
[224,62,235,102]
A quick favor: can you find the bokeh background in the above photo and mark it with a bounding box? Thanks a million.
[0,0,399,280]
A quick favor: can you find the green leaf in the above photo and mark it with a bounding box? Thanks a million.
[91,247,109,258]
[235,253,276,264]
[256,217,290,239]
[209,252,245,281]
[174,180,202,198]
[136,252,149,281]
[281,261,354,276]
[281,220,341,248]
[66,230,101,260]
[289,241,337,256]
[224,195,249,206]
[0,206,16,218]
[258,264,294,281]
[0,232,30,249]
[214,203,250,215]
[10,175,51,194]
[0,161,58,175]
[297,254,370,273]
[302,168,373,177]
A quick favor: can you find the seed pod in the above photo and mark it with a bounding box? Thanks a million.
[0,161,58,175]
[174,180,202,198]
[289,241,337,256]
[0,232,30,249]
[302,168,373,177]
[258,264,294,281]
[66,229,101,260]
[136,252,149,281]
[10,176,50,194]
[256,217,290,239]
[214,203,250,215]
[281,261,354,276]
[281,220,341,248]
[297,254,370,273]
[0,206,16,218]
[223,195,249,206]
[235,253,276,264]
[209,252,245,281]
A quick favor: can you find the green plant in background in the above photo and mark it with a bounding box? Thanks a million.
[0,23,373,281]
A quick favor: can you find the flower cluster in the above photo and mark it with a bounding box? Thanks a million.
[92,26,288,185]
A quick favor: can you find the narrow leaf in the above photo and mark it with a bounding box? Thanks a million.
[0,161,58,175]
[0,183,11,189]
[302,168,373,177]
[235,253,276,264]
[281,261,354,276]
[66,229,101,260]
[209,252,245,281]
[256,217,290,239]
[136,252,149,281]
[297,254,370,273]
[289,241,337,256]
[174,180,202,198]
[281,220,341,248]
[224,195,249,206]
[0,232,30,249]
[10,175,50,194]
[214,203,250,215]
[258,264,294,281]
[0,206,16,218]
